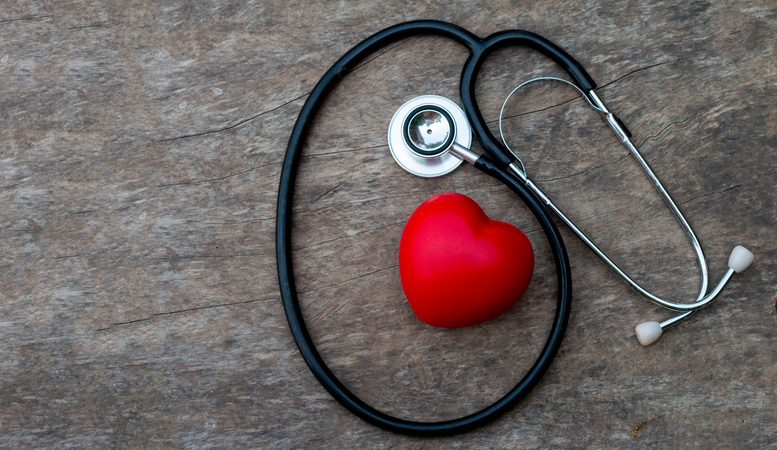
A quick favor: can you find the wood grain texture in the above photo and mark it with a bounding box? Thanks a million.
[1,0,776,448]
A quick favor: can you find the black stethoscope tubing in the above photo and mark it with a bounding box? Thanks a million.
[277,20,583,436]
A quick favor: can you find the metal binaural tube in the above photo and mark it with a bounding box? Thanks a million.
[498,82,742,315]
[588,90,711,302]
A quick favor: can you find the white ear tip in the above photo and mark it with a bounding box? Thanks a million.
[728,245,754,272]
[635,321,663,346]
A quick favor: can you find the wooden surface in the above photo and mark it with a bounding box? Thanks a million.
[1,1,776,448]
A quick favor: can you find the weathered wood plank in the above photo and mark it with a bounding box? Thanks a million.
[0,0,775,448]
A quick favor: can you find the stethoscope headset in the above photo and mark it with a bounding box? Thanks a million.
[276,20,753,436]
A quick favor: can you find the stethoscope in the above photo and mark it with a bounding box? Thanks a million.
[276,20,753,436]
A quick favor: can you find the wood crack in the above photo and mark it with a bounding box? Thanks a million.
[154,296,279,317]
[536,153,631,182]
[599,57,695,89]
[298,265,398,295]
[305,143,387,157]
[68,23,110,30]
[152,39,411,143]
[54,254,81,260]
[679,184,742,206]
[350,40,409,72]
[0,15,52,25]
[294,193,417,215]
[293,221,404,251]
[113,317,152,326]
[157,161,280,188]
[522,107,711,183]
[635,108,709,149]
[98,297,278,331]
[315,182,344,202]
[517,205,632,237]
[490,57,696,124]
[155,252,271,260]
[154,93,309,142]
[490,95,581,124]
[193,217,275,225]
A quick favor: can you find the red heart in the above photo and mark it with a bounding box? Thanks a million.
[399,193,534,328]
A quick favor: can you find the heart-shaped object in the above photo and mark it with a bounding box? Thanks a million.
[399,192,534,328]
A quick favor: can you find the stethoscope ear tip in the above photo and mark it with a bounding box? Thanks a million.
[635,245,754,346]
[728,245,754,273]
[635,321,663,346]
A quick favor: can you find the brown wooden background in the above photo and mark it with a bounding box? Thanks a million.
[1,0,776,448]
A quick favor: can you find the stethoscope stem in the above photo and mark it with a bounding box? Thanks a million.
[660,310,694,330]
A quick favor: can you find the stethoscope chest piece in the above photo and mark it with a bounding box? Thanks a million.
[388,95,472,177]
